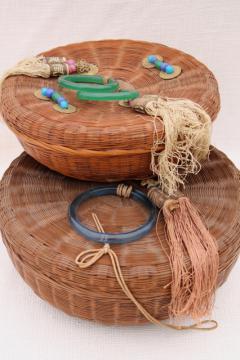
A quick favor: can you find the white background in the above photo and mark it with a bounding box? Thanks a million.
[0,1,240,359]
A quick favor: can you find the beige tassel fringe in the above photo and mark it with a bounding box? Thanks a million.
[1,56,51,83]
[132,96,212,196]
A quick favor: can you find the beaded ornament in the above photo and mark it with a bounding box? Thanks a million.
[142,54,182,79]
[34,87,76,113]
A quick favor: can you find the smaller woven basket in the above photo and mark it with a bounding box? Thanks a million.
[0,148,239,325]
[0,39,220,182]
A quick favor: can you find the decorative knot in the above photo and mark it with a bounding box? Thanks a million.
[116,184,133,198]
[103,243,110,253]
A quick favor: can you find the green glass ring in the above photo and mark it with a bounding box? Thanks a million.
[76,90,140,101]
[58,74,119,92]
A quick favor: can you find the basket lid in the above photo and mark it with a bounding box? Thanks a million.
[1,39,220,152]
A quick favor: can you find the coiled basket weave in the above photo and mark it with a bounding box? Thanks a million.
[0,39,220,181]
[0,148,239,325]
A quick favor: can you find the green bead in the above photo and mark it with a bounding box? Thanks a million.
[77,90,139,101]
[154,60,163,70]
[51,92,61,102]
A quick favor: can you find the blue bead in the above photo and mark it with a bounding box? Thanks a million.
[160,62,168,72]
[60,100,68,109]
[57,96,65,105]
[41,87,48,96]
[147,55,157,64]
[46,88,54,98]
[166,65,174,74]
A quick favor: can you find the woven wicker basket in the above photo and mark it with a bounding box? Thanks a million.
[0,39,220,182]
[0,148,239,325]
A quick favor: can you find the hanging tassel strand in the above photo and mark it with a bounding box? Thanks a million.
[162,197,219,319]
[145,185,219,320]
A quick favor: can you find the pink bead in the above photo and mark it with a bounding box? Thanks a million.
[69,64,77,73]
[66,59,76,65]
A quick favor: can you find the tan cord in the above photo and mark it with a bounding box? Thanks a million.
[75,207,218,331]
[116,184,133,198]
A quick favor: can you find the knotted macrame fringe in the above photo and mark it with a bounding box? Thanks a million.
[131,96,212,196]
[75,210,217,331]
[147,186,219,321]
[1,56,51,84]
[0,56,51,103]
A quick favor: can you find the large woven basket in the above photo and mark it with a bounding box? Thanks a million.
[0,148,239,325]
[0,39,220,182]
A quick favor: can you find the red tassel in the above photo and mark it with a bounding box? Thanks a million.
[148,188,219,320]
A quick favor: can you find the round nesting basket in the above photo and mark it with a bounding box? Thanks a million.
[0,39,220,182]
[0,148,239,325]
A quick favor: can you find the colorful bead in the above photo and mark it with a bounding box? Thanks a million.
[57,96,65,104]
[160,62,168,72]
[41,87,48,96]
[68,64,77,74]
[154,60,163,70]
[147,55,157,64]
[46,88,54,98]
[166,65,174,74]
[59,100,68,109]
[66,59,76,65]
[146,55,175,75]
[52,92,61,102]
[40,87,69,109]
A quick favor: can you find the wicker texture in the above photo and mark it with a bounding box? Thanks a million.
[0,39,220,181]
[0,148,239,325]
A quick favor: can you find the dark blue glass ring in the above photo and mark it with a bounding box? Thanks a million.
[68,186,157,244]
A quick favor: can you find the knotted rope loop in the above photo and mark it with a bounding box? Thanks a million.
[75,211,218,331]
[75,243,110,268]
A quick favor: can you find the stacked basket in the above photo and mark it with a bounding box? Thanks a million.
[0,40,239,329]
